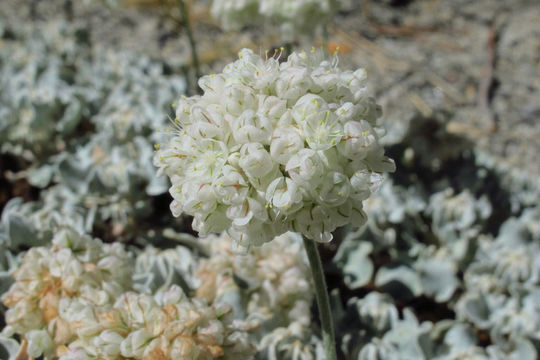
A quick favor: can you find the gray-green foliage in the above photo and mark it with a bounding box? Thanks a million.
[1,18,185,241]
[132,244,198,294]
[0,335,19,360]
[455,208,540,357]
[332,125,539,359]
[0,21,88,162]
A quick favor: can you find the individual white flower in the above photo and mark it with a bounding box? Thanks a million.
[285,149,325,189]
[238,143,274,179]
[338,120,378,159]
[26,329,54,358]
[91,330,124,358]
[265,176,302,212]
[155,48,394,247]
[269,127,304,165]
[56,344,96,360]
[232,109,273,144]
[120,329,154,358]
[213,165,250,205]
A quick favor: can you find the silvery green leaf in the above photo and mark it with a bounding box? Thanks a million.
[364,180,426,227]
[416,258,458,302]
[0,272,14,297]
[57,157,90,191]
[381,309,433,360]
[456,292,505,329]
[342,241,374,289]
[488,289,540,345]
[358,340,401,360]
[497,207,540,246]
[133,246,197,294]
[6,214,34,249]
[428,189,492,244]
[0,335,20,360]
[486,337,537,360]
[376,265,423,298]
[352,292,399,334]
[442,323,478,351]
[27,165,54,188]
[56,99,82,134]
[217,289,247,320]
[466,234,538,293]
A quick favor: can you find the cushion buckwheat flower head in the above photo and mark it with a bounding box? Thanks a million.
[1,227,131,358]
[155,48,395,249]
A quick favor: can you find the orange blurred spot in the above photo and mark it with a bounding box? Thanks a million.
[327,41,352,54]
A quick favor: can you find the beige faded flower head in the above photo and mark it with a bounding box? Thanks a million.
[154,48,394,249]
[58,285,256,360]
[1,226,131,358]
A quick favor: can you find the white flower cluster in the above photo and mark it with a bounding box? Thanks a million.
[196,232,312,326]
[155,48,395,248]
[210,0,338,40]
[58,286,255,360]
[1,227,131,358]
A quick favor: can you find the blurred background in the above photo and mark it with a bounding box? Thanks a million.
[0,0,539,359]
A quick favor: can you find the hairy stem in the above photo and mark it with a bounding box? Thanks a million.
[302,237,337,360]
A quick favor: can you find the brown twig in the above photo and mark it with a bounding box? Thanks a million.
[332,27,410,72]
[477,20,498,133]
